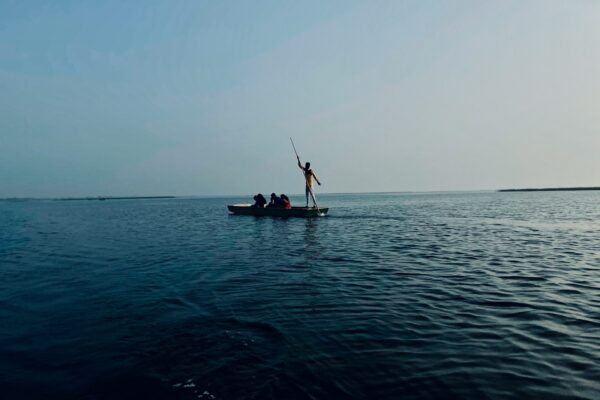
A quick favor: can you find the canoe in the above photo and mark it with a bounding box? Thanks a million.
[227,204,328,217]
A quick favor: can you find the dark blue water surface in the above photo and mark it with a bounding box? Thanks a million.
[1,192,599,399]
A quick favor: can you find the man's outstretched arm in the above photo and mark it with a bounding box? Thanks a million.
[313,171,321,185]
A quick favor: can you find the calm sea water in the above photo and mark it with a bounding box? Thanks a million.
[1,192,599,400]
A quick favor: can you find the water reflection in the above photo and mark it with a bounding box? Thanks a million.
[303,218,318,247]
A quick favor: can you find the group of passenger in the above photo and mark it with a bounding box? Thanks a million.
[252,193,292,209]
[248,159,320,210]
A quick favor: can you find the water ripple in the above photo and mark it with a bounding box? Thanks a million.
[1,192,599,399]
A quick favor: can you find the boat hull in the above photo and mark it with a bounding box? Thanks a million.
[227,204,328,217]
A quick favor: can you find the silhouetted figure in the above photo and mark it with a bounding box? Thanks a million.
[280,194,292,209]
[267,193,284,208]
[252,193,267,208]
[297,160,321,208]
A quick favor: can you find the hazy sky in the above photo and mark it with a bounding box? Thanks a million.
[1,0,599,197]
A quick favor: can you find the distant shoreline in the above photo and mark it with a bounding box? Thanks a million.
[2,188,599,201]
[57,196,177,201]
[499,187,600,192]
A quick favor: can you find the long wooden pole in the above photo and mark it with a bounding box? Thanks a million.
[290,138,320,212]
[290,137,300,159]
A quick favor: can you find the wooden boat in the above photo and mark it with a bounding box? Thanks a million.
[227,204,328,217]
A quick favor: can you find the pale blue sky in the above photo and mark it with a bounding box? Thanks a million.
[1,0,599,197]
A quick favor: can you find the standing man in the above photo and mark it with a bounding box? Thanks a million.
[297,157,321,208]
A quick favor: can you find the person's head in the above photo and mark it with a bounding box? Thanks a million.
[271,193,276,199]
[305,162,311,169]
[280,194,288,200]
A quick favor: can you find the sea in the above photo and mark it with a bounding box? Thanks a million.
[1,192,599,400]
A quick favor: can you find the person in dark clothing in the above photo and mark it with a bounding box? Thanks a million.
[267,193,283,208]
[252,193,267,208]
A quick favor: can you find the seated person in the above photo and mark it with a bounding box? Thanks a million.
[267,193,283,208]
[280,194,292,209]
[252,193,267,208]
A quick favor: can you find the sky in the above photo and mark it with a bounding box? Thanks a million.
[1,0,599,197]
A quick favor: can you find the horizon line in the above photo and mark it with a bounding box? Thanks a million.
[5,186,600,201]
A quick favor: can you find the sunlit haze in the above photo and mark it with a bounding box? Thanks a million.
[1,0,599,197]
